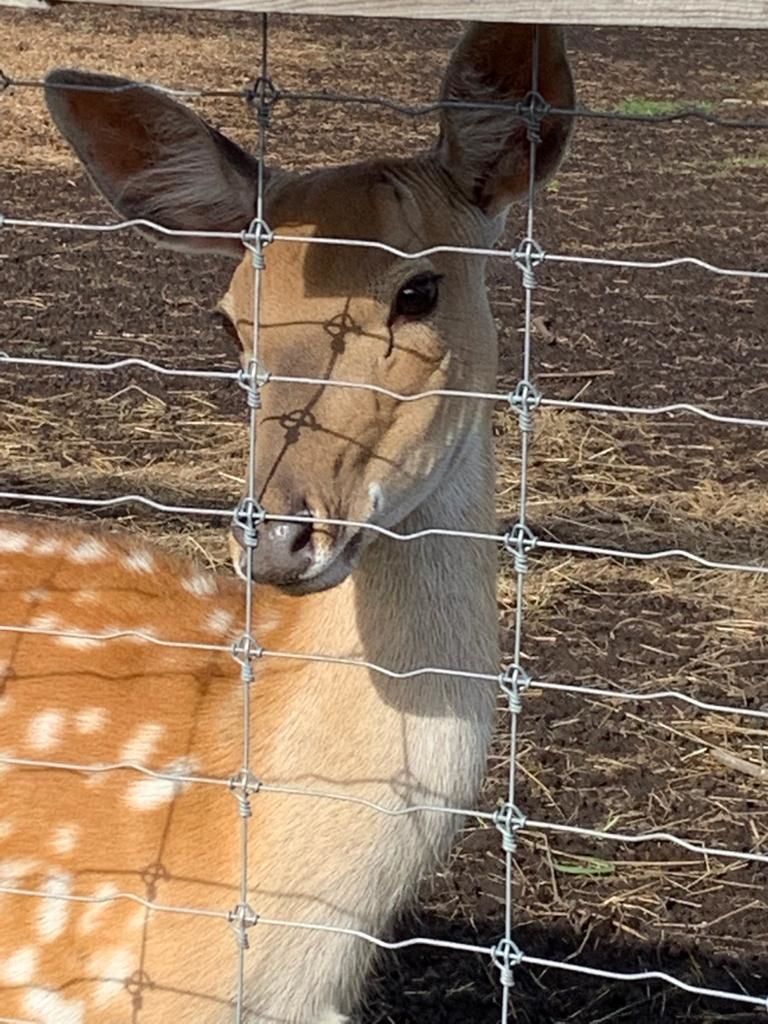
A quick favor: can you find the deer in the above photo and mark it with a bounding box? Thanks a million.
[0,22,573,1024]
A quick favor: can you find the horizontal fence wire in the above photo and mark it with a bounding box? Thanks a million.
[2,69,768,131]
[0,877,766,1012]
[2,747,768,865]
[4,214,768,281]
[3,351,768,430]
[1,618,767,721]
[2,41,768,1024]
[2,489,767,575]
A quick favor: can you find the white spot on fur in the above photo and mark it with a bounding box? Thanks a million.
[2,945,38,985]
[206,608,235,634]
[123,549,155,574]
[89,947,134,1007]
[126,625,159,642]
[74,589,98,605]
[26,586,50,602]
[0,820,14,840]
[51,824,80,856]
[75,707,108,734]
[78,883,117,935]
[37,536,63,556]
[69,538,109,563]
[0,693,12,717]
[127,906,146,931]
[367,481,384,515]
[37,871,72,942]
[26,710,64,753]
[30,613,62,633]
[182,573,217,597]
[0,528,29,553]
[120,723,165,764]
[83,765,108,789]
[0,858,39,884]
[24,990,85,1024]
[58,632,100,650]
[125,758,197,810]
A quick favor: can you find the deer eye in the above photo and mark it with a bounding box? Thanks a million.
[391,273,442,323]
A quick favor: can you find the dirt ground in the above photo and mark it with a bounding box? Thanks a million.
[1,7,768,1023]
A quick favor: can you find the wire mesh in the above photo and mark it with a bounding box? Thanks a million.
[1,16,767,1024]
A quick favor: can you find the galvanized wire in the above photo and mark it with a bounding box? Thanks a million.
[495,33,542,1019]
[2,67,767,130]
[2,490,766,576]
[1,32,767,1024]
[227,13,272,1017]
[0,877,765,1011]
[3,351,768,430]
[4,213,768,280]
[1,618,767,722]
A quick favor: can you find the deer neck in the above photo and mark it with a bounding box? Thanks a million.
[275,418,499,713]
[357,427,498,681]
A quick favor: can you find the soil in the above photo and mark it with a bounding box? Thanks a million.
[1,8,768,1023]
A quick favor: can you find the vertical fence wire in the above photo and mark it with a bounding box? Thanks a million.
[229,13,272,1019]
[495,28,543,1022]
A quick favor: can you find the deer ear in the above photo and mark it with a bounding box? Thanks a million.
[436,24,574,219]
[45,69,264,257]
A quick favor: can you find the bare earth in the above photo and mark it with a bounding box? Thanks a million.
[1,8,767,1023]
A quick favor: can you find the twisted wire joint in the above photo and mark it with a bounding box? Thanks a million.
[514,236,545,290]
[231,633,264,684]
[520,89,550,144]
[493,802,526,854]
[508,379,541,433]
[228,902,259,949]
[491,936,524,988]
[233,497,266,549]
[246,75,280,122]
[237,359,270,409]
[503,522,537,575]
[241,216,274,270]
[228,769,262,818]
[498,664,532,714]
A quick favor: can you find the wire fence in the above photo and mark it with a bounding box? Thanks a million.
[1,13,768,1023]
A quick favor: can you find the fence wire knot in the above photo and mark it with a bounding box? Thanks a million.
[503,522,537,575]
[508,379,541,434]
[493,802,526,853]
[228,769,261,818]
[228,902,259,949]
[237,358,270,409]
[231,633,263,684]
[514,236,545,290]
[241,216,274,270]
[233,497,266,549]
[491,936,524,988]
[520,89,551,144]
[246,75,279,121]
[499,664,532,713]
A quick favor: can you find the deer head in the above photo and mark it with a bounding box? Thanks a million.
[44,25,574,594]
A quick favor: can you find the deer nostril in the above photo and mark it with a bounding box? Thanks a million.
[290,518,314,555]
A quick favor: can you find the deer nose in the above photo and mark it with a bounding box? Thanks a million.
[230,511,315,584]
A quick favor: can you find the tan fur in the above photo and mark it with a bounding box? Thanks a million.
[1,23,573,1023]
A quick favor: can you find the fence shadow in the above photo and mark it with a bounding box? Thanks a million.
[362,909,768,1024]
